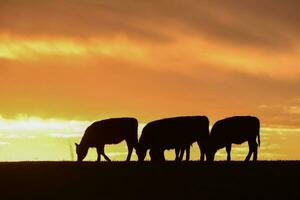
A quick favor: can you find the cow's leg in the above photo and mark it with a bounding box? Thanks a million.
[199,143,205,162]
[158,149,165,162]
[125,140,133,162]
[102,153,111,162]
[100,145,111,162]
[253,142,258,161]
[96,147,102,162]
[150,148,164,162]
[185,146,190,161]
[175,147,180,161]
[245,141,254,162]
[149,149,156,161]
[252,140,258,161]
[197,141,205,161]
[150,148,160,161]
[226,144,232,161]
[179,147,185,161]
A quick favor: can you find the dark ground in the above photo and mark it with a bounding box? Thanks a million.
[0,161,299,200]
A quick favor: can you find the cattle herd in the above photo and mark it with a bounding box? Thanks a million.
[75,116,260,162]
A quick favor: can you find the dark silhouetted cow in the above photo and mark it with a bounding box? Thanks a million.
[206,116,260,162]
[137,116,209,162]
[75,117,138,162]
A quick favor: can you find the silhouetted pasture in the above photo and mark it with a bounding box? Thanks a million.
[0,161,299,200]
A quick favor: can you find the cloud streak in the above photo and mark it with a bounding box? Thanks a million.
[0,35,148,61]
[1,0,300,48]
[1,0,300,79]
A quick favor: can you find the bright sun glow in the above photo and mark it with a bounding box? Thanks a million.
[0,115,148,161]
[0,115,89,137]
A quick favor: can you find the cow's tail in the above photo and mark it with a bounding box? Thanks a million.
[133,125,139,149]
[258,130,260,147]
[257,119,260,147]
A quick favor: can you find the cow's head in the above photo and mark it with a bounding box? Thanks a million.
[136,144,147,161]
[75,143,88,162]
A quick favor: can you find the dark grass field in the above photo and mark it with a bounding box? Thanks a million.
[0,161,299,200]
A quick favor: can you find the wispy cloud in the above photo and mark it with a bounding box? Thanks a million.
[285,106,300,114]
[2,0,300,48]
[1,1,300,78]
[0,35,147,62]
[0,141,10,145]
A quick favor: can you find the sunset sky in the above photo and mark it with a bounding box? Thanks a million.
[0,0,300,161]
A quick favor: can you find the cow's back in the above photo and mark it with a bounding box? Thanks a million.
[211,116,259,144]
[140,116,209,149]
[81,118,138,147]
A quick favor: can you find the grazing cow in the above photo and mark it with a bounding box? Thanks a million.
[75,117,138,162]
[137,116,209,162]
[206,116,260,162]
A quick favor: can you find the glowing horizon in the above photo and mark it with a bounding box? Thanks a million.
[0,115,298,161]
